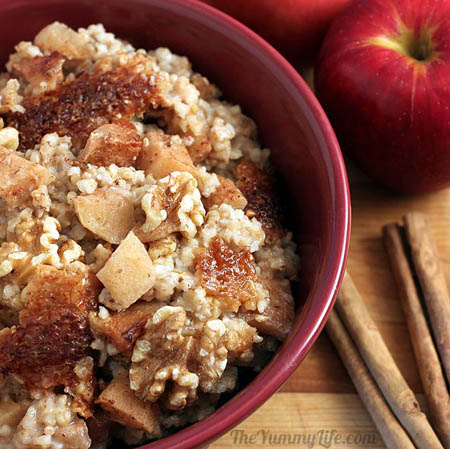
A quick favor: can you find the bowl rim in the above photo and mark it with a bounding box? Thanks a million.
[133,0,350,447]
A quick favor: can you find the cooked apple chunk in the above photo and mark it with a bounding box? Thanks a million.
[97,231,154,311]
[240,279,294,340]
[0,146,54,207]
[89,301,160,355]
[97,371,161,436]
[78,120,142,167]
[203,175,247,210]
[34,22,93,60]
[73,187,136,244]
[136,129,196,178]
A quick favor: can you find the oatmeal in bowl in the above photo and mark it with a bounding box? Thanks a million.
[0,22,299,448]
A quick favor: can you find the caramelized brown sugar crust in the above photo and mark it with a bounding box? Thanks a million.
[6,55,161,151]
[195,237,258,312]
[236,160,285,243]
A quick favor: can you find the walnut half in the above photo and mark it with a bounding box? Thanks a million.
[135,171,205,242]
[129,308,248,408]
[130,306,199,410]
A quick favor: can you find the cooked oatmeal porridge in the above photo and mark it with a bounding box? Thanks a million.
[0,22,299,448]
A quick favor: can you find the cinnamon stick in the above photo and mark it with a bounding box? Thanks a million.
[336,272,444,449]
[326,310,416,449]
[383,223,450,447]
[403,212,450,383]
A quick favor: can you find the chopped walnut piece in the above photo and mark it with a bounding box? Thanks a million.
[11,51,65,95]
[136,129,195,176]
[147,235,177,260]
[0,266,100,395]
[130,308,246,405]
[89,301,160,355]
[130,306,198,410]
[34,22,93,60]
[97,371,161,437]
[0,79,24,114]
[203,175,247,210]
[194,237,258,312]
[7,214,42,256]
[240,278,294,340]
[197,320,228,393]
[97,231,154,311]
[136,171,205,242]
[79,120,142,167]
[73,187,136,244]
[6,54,161,150]
[0,146,54,207]
[236,160,285,243]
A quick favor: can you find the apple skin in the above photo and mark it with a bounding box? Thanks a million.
[315,0,450,194]
[201,0,351,63]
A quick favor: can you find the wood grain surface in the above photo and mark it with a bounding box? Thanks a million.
[211,159,450,449]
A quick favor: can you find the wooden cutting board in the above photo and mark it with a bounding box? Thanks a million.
[211,159,450,449]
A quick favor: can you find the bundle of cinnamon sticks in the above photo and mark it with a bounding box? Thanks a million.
[326,212,450,449]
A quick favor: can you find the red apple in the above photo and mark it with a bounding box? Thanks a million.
[315,0,450,193]
[201,0,351,63]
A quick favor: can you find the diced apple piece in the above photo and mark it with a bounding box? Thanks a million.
[79,120,142,167]
[0,146,54,207]
[34,22,93,60]
[89,301,159,355]
[73,187,135,244]
[136,130,196,178]
[241,279,294,340]
[96,371,161,436]
[203,175,247,210]
[97,231,154,311]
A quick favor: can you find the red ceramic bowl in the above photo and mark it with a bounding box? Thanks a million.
[0,0,350,447]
